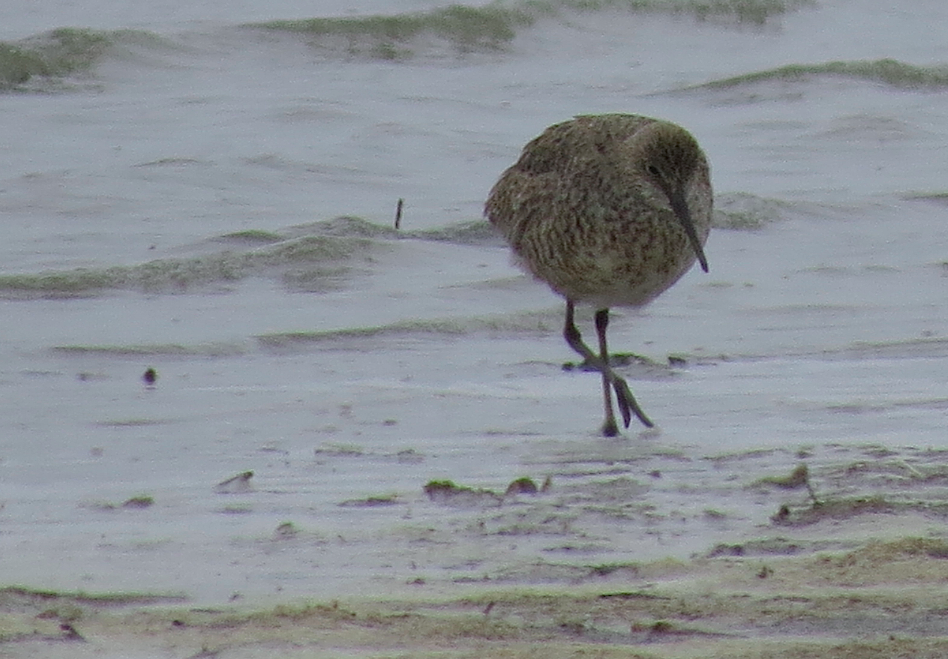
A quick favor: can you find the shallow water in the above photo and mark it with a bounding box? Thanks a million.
[1,0,947,614]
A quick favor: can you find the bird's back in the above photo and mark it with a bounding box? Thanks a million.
[485,113,711,309]
[498,114,656,178]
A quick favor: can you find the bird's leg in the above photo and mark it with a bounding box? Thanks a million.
[563,302,655,434]
[595,309,654,430]
[563,299,600,368]
[593,309,619,437]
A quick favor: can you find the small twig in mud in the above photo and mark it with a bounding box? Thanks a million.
[394,198,404,230]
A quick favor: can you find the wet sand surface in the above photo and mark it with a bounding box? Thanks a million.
[5,439,948,658]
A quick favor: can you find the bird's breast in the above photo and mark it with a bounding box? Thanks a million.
[523,212,700,308]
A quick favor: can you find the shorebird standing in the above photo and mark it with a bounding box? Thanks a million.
[485,114,712,436]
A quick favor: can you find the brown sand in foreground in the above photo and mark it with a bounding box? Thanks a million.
[8,444,948,658]
[4,525,948,659]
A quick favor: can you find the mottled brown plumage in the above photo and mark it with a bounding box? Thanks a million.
[485,114,712,436]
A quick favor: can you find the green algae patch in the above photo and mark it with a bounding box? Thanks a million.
[218,229,286,244]
[699,58,948,91]
[407,219,504,245]
[0,216,505,300]
[0,28,114,89]
[0,43,37,87]
[547,0,814,25]
[251,0,814,59]
[52,342,247,357]
[255,311,558,351]
[0,235,372,299]
[904,191,948,205]
[0,585,184,612]
[256,4,533,57]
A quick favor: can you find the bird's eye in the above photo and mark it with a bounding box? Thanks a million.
[646,164,661,177]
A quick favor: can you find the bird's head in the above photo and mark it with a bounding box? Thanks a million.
[626,121,710,273]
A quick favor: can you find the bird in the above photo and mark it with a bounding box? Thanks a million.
[485,114,712,436]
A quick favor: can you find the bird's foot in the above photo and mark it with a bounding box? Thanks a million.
[600,418,620,437]
[612,376,654,429]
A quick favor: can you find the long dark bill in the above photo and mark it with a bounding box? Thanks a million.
[667,188,709,273]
